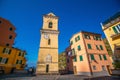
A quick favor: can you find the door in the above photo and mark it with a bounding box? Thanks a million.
[73,66,77,74]
[46,64,49,73]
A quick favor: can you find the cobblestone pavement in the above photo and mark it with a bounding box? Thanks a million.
[0,73,120,80]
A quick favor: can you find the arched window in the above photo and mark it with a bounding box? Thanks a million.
[48,22,52,28]
[48,39,50,45]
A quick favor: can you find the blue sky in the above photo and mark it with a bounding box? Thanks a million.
[0,0,120,67]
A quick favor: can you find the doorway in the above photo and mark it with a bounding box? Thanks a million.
[46,64,49,73]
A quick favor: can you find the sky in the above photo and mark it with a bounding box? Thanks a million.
[0,0,120,67]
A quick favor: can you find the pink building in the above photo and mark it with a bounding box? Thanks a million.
[70,31,113,76]
[65,46,73,74]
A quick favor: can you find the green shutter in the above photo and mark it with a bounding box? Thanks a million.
[74,56,77,62]
[90,54,95,60]
[100,45,103,50]
[112,26,118,34]
[75,38,77,42]
[96,45,99,50]
[71,41,73,45]
[103,55,107,60]
[0,57,2,62]
[78,36,80,40]
[9,50,11,54]
[5,58,8,64]
[88,44,92,49]
[99,54,102,60]
[72,48,75,55]
[16,60,19,64]
[22,53,24,57]
[20,60,22,64]
[79,55,83,61]
[78,45,81,51]
[2,48,6,53]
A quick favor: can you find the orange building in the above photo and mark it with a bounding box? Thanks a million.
[0,17,16,47]
[70,31,113,76]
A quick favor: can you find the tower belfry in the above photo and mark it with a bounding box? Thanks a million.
[36,13,59,74]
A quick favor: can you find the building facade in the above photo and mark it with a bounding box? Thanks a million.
[0,45,26,74]
[101,12,120,60]
[36,13,59,74]
[0,17,16,47]
[65,46,73,74]
[70,31,113,76]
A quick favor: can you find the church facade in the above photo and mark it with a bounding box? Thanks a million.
[36,13,59,74]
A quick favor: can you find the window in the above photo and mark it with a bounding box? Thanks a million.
[93,65,96,70]
[48,39,51,45]
[90,54,95,60]
[102,65,106,71]
[0,20,1,24]
[70,41,73,45]
[67,59,69,63]
[19,52,24,57]
[6,44,9,46]
[78,45,81,51]
[0,57,2,62]
[3,48,11,54]
[72,48,75,55]
[9,35,13,39]
[94,36,101,41]
[79,55,83,61]
[100,45,103,50]
[99,54,102,60]
[73,56,77,62]
[16,60,22,64]
[103,55,107,60]
[112,24,120,34]
[48,22,52,28]
[9,27,13,31]
[0,58,8,64]
[75,36,80,42]
[46,54,52,63]
[96,45,99,50]
[87,44,92,49]
[84,34,90,39]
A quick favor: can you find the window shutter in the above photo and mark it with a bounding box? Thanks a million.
[99,54,102,60]
[9,50,11,54]
[16,60,19,64]
[74,57,77,62]
[90,54,95,60]
[3,48,6,53]
[88,44,92,49]
[78,45,81,51]
[100,45,103,50]
[103,55,107,60]
[78,36,80,40]
[0,57,2,62]
[19,52,21,56]
[112,26,118,34]
[79,55,83,61]
[5,58,8,64]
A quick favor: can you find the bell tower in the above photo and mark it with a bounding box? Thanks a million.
[36,13,59,74]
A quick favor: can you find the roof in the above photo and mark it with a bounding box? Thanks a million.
[102,12,120,26]
[70,30,101,40]
[44,12,58,19]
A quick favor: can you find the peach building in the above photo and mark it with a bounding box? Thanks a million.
[0,17,16,47]
[70,31,113,76]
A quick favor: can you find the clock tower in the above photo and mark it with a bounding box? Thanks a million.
[36,13,59,74]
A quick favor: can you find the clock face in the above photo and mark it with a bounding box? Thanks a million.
[44,33,49,39]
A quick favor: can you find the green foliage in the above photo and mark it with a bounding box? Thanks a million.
[58,52,67,70]
[113,61,120,69]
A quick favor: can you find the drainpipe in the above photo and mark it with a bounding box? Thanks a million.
[81,33,93,76]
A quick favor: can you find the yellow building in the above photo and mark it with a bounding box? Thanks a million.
[0,45,26,74]
[101,12,120,60]
[36,13,59,74]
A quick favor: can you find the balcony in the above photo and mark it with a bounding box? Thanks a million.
[111,33,120,40]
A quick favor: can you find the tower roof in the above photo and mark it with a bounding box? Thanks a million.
[44,12,58,19]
